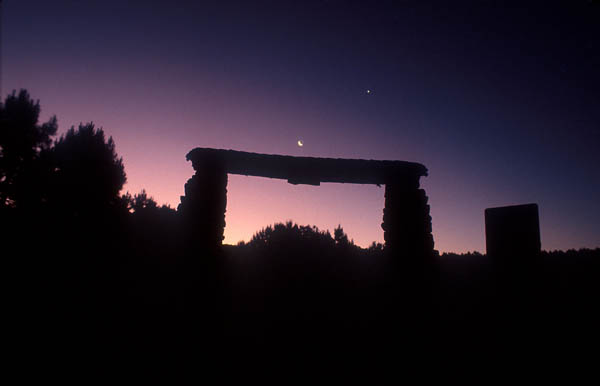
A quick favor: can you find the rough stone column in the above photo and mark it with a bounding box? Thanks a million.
[178,162,228,249]
[382,177,434,257]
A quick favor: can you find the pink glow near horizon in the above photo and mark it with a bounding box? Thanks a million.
[4,50,596,254]
[7,78,586,253]
[224,176,386,247]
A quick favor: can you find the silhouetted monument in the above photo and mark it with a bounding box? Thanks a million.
[178,148,434,256]
[485,203,541,258]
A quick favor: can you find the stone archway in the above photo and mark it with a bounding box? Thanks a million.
[178,148,434,256]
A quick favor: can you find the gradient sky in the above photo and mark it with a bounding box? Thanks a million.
[2,0,598,252]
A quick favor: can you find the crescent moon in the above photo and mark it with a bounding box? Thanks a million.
[297,140,304,147]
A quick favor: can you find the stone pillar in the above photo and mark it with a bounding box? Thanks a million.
[382,177,434,257]
[178,162,228,249]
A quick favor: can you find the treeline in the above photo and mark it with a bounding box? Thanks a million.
[0,89,175,217]
[3,90,600,375]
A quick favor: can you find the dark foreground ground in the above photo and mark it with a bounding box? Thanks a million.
[4,212,600,380]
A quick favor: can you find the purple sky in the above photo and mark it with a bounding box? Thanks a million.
[2,0,598,252]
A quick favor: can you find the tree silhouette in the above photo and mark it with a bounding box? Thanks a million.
[121,189,177,217]
[121,189,158,213]
[49,122,126,215]
[334,224,350,247]
[368,241,384,252]
[249,221,336,250]
[0,90,57,208]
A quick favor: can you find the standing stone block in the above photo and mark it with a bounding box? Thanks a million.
[178,166,228,249]
[383,179,434,257]
[485,203,541,258]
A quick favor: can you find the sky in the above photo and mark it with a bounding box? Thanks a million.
[1,0,598,252]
